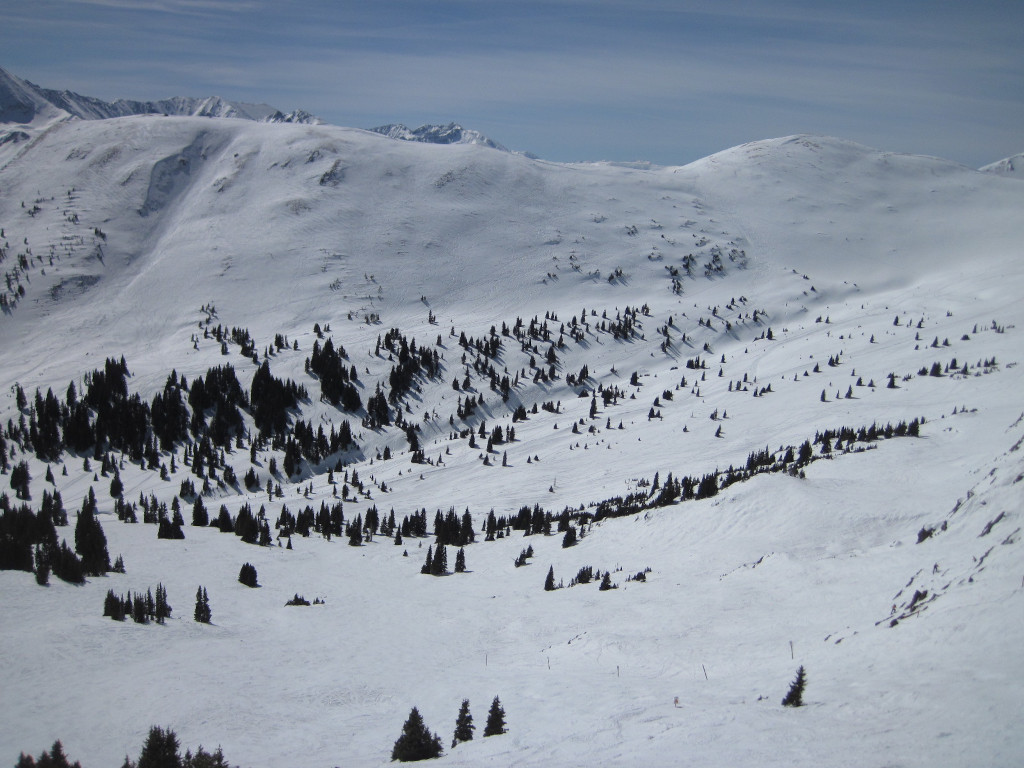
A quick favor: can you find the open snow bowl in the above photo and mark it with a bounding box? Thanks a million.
[0,107,1022,767]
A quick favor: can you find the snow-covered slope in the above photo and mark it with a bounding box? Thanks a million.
[369,122,509,151]
[0,115,1022,768]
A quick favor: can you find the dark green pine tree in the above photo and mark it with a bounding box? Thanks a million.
[452,699,474,747]
[391,706,443,762]
[191,498,208,527]
[430,543,447,575]
[239,562,259,588]
[348,517,363,546]
[17,740,82,768]
[132,592,148,624]
[421,545,433,575]
[483,696,506,737]
[782,665,806,707]
[75,487,110,576]
[34,545,50,586]
[104,588,126,621]
[454,546,466,573]
[109,471,124,499]
[544,565,556,591]
[155,583,171,623]
[136,725,182,768]
[194,587,212,624]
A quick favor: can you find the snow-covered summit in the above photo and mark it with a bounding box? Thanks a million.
[0,66,68,126]
[980,152,1024,179]
[369,122,508,151]
[0,65,320,127]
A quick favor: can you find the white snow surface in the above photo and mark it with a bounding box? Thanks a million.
[0,114,1022,768]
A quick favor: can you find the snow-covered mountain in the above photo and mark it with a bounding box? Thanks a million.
[369,122,509,151]
[0,65,321,128]
[0,83,1022,768]
[980,152,1024,179]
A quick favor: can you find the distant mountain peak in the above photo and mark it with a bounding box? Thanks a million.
[0,65,321,126]
[980,153,1024,179]
[0,66,67,125]
[368,122,508,151]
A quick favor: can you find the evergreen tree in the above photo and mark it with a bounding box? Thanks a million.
[782,665,806,707]
[104,589,126,621]
[180,745,231,768]
[191,498,209,527]
[137,725,182,768]
[74,487,110,575]
[155,583,171,623]
[483,696,506,736]
[110,471,124,499]
[51,541,85,584]
[132,593,149,624]
[238,562,258,588]
[454,546,466,573]
[430,543,448,575]
[194,587,212,624]
[544,565,556,591]
[452,699,474,747]
[16,740,82,768]
[421,545,433,575]
[10,460,31,500]
[391,707,443,762]
[347,517,363,546]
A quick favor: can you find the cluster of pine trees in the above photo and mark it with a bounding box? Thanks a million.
[6,349,356,490]
[0,484,111,585]
[392,697,506,762]
[15,725,234,768]
[103,584,170,624]
[420,543,467,575]
[306,337,361,411]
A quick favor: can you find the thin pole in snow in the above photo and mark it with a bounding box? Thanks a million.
[702,664,708,680]
[790,640,794,659]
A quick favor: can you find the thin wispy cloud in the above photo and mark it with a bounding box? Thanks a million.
[2,0,1021,166]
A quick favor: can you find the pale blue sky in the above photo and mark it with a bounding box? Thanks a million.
[3,0,1021,166]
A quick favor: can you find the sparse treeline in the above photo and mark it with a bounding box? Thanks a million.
[15,726,234,768]
[2,410,926,592]
[392,696,506,762]
[591,417,926,522]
